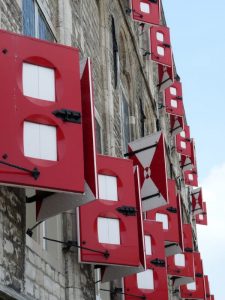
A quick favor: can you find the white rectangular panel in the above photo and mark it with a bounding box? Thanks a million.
[144,235,152,255]
[97,217,120,245]
[23,63,39,99]
[137,269,154,290]
[171,99,178,108]
[156,32,164,42]
[156,213,169,230]
[180,141,187,149]
[98,175,118,201]
[98,217,109,244]
[157,46,165,56]
[174,253,185,267]
[24,121,40,159]
[39,124,57,161]
[140,2,150,13]
[38,66,55,101]
[170,87,177,96]
[187,281,196,291]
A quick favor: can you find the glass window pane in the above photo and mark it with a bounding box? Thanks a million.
[23,0,35,37]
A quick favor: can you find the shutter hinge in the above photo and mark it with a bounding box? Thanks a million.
[52,109,81,124]
[195,272,203,278]
[116,206,137,216]
[150,258,166,267]
[184,247,193,253]
[166,206,177,213]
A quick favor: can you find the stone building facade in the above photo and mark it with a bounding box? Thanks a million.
[0,1,210,300]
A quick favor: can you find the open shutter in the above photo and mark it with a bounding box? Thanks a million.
[127,131,168,211]
[184,168,198,187]
[191,187,203,216]
[157,63,174,92]
[78,155,145,281]
[124,221,169,300]
[131,0,161,25]
[146,179,184,256]
[183,224,193,253]
[195,202,207,225]
[176,125,192,156]
[150,25,172,67]
[165,80,184,116]
[170,115,184,137]
[36,58,98,221]
[180,252,205,299]
[0,29,84,193]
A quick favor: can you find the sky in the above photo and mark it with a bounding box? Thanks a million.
[162,1,225,300]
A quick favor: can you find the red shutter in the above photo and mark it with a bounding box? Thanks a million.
[123,221,169,300]
[150,26,172,67]
[36,58,98,221]
[78,155,145,274]
[146,179,184,256]
[158,63,174,92]
[131,0,161,25]
[170,115,184,137]
[127,131,168,211]
[210,295,215,300]
[184,168,198,187]
[176,125,192,156]
[191,187,203,216]
[0,29,84,193]
[165,80,184,116]
[183,224,193,252]
[180,252,205,299]
[180,155,193,171]
[204,276,211,300]
[195,202,208,225]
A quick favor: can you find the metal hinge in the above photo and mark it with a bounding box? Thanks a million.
[195,272,203,278]
[52,109,81,124]
[150,258,166,267]
[166,206,177,213]
[116,206,137,216]
[184,247,193,253]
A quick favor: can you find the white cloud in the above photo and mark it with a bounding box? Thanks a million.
[197,163,225,300]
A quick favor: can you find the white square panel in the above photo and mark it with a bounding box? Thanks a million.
[157,46,165,56]
[144,235,152,255]
[188,174,194,181]
[180,131,186,138]
[97,217,120,245]
[98,175,118,201]
[170,87,177,96]
[174,253,185,267]
[23,63,55,102]
[187,282,196,291]
[140,2,150,13]
[180,141,187,149]
[137,269,154,290]
[24,121,57,161]
[171,99,178,108]
[156,32,164,42]
[156,213,169,230]
[199,214,204,220]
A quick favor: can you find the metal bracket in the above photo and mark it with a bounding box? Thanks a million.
[116,206,137,216]
[195,272,203,278]
[166,206,177,213]
[184,247,193,253]
[150,258,166,267]
[124,142,157,158]
[52,109,81,124]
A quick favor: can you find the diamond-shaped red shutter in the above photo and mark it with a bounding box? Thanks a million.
[127,131,168,211]
[170,115,184,137]
[191,188,203,216]
[196,202,208,225]
[0,29,84,193]
[146,179,184,256]
[124,221,169,300]
[176,125,192,156]
[184,168,198,187]
[150,25,172,67]
[180,252,205,299]
[165,80,184,116]
[78,155,145,267]
[131,0,161,25]
[158,63,174,92]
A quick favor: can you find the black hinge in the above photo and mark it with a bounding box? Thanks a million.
[184,247,193,253]
[116,206,137,216]
[164,43,171,48]
[195,272,203,278]
[149,0,157,3]
[166,206,177,213]
[150,258,165,267]
[52,109,81,124]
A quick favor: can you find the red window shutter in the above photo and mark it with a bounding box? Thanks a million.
[150,25,172,67]
[204,276,211,300]
[127,131,168,211]
[78,155,145,275]
[158,63,174,92]
[36,58,98,221]
[191,187,203,216]
[170,115,184,137]
[183,224,194,252]
[123,221,169,300]
[146,179,184,256]
[176,125,192,156]
[0,29,84,193]
[165,80,184,116]
[184,168,198,187]
[195,202,208,225]
[180,155,193,171]
[131,0,161,25]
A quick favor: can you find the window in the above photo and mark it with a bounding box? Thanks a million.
[137,270,154,290]
[98,175,118,201]
[170,87,177,96]
[171,99,178,108]
[174,254,185,267]
[156,213,169,230]
[23,0,55,41]
[121,93,130,153]
[97,217,120,244]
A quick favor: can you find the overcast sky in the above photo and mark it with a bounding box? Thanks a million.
[162,1,225,300]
